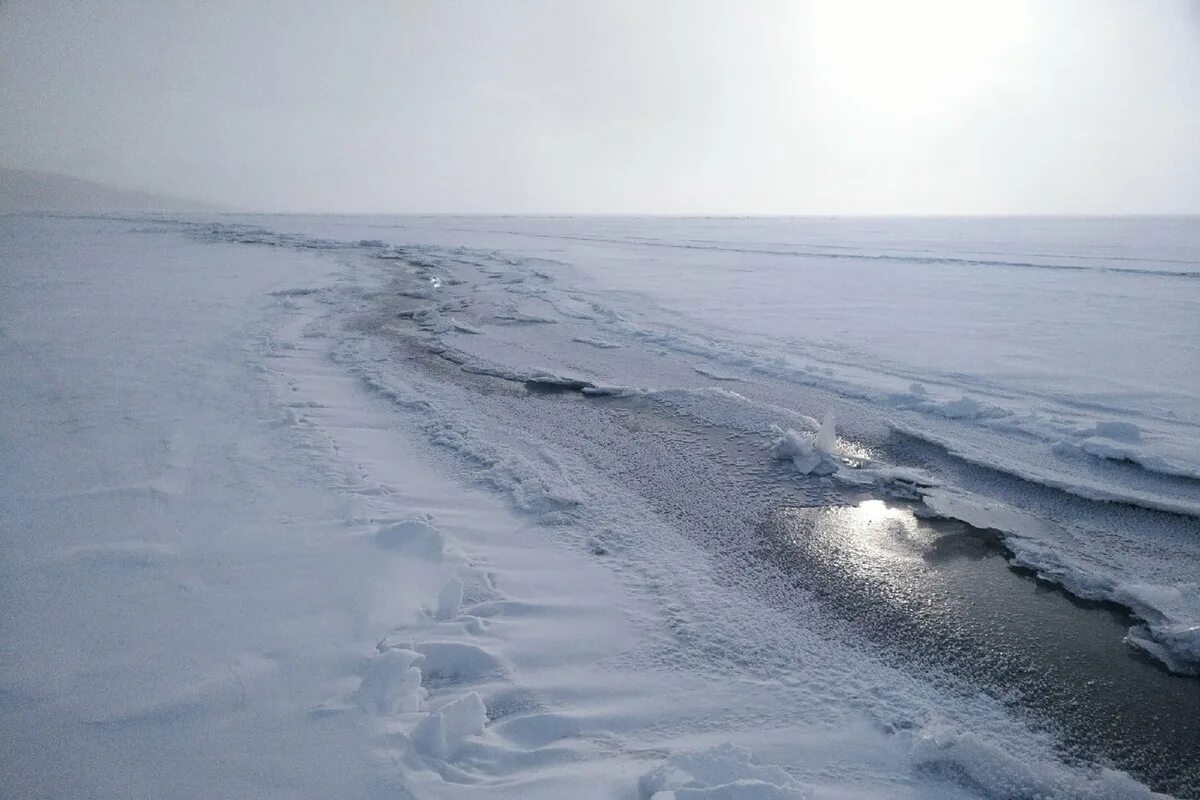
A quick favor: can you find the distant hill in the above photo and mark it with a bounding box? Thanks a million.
[0,167,215,214]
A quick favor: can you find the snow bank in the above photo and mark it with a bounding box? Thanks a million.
[638,744,808,800]
[1050,420,1200,480]
[893,419,1200,517]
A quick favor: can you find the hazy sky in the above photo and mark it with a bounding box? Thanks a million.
[2,0,1199,214]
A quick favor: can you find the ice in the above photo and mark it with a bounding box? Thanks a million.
[909,724,1171,800]
[3,214,1190,800]
[772,417,840,476]
[1114,584,1200,675]
[922,488,1200,674]
[356,648,426,714]
[436,575,464,620]
[572,334,623,349]
[1090,421,1142,442]
[409,691,488,760]
[449,318,485,335]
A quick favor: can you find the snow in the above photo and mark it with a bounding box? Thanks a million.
[374,518,447,560]
[639,744,809,800]
[356,648,426,715]
[2,213,1194,799]
[436,575,464,621]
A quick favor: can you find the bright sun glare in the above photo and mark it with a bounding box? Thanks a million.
[808,0,1032,117]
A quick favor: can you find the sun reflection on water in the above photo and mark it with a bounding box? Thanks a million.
[775,499,944,613]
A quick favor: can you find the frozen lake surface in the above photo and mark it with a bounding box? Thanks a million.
[2,213,1197,798]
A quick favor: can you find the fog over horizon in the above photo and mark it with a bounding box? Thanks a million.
[2,0,1199,215]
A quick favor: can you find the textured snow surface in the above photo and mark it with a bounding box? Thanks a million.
[2,214,1194,799]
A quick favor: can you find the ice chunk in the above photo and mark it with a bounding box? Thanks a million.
[816,411,836,453]
[410,692,487,760]
[772,420,839,476]
[436,575,463,621]
[1114,583,1200,675]
[356,648,425,715]
[449,318,485,335]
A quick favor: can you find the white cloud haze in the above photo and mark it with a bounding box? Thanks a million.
[2,0,1198,213]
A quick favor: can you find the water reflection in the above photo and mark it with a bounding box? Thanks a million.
[764,499,1200,796]
[775,499,985,620]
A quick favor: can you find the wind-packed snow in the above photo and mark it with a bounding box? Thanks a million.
[2,213,1195,799]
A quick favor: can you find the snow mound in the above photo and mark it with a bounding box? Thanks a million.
[490,712,581,748]
[356,648,426,715]
[887,386,1008,421]
[410,692,487,760]
[374,519,445,560]
[416,641,506,685]
[638,744,808,800]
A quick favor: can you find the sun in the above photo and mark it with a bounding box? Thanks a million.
[804,0,1033,118]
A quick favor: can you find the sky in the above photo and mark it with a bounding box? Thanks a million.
[2,0,1199,214]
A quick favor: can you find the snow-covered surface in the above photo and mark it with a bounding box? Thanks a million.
[2,213,1195,798]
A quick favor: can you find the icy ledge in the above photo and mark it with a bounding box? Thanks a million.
[921,489,1200,677]
[772,414,1200,677]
